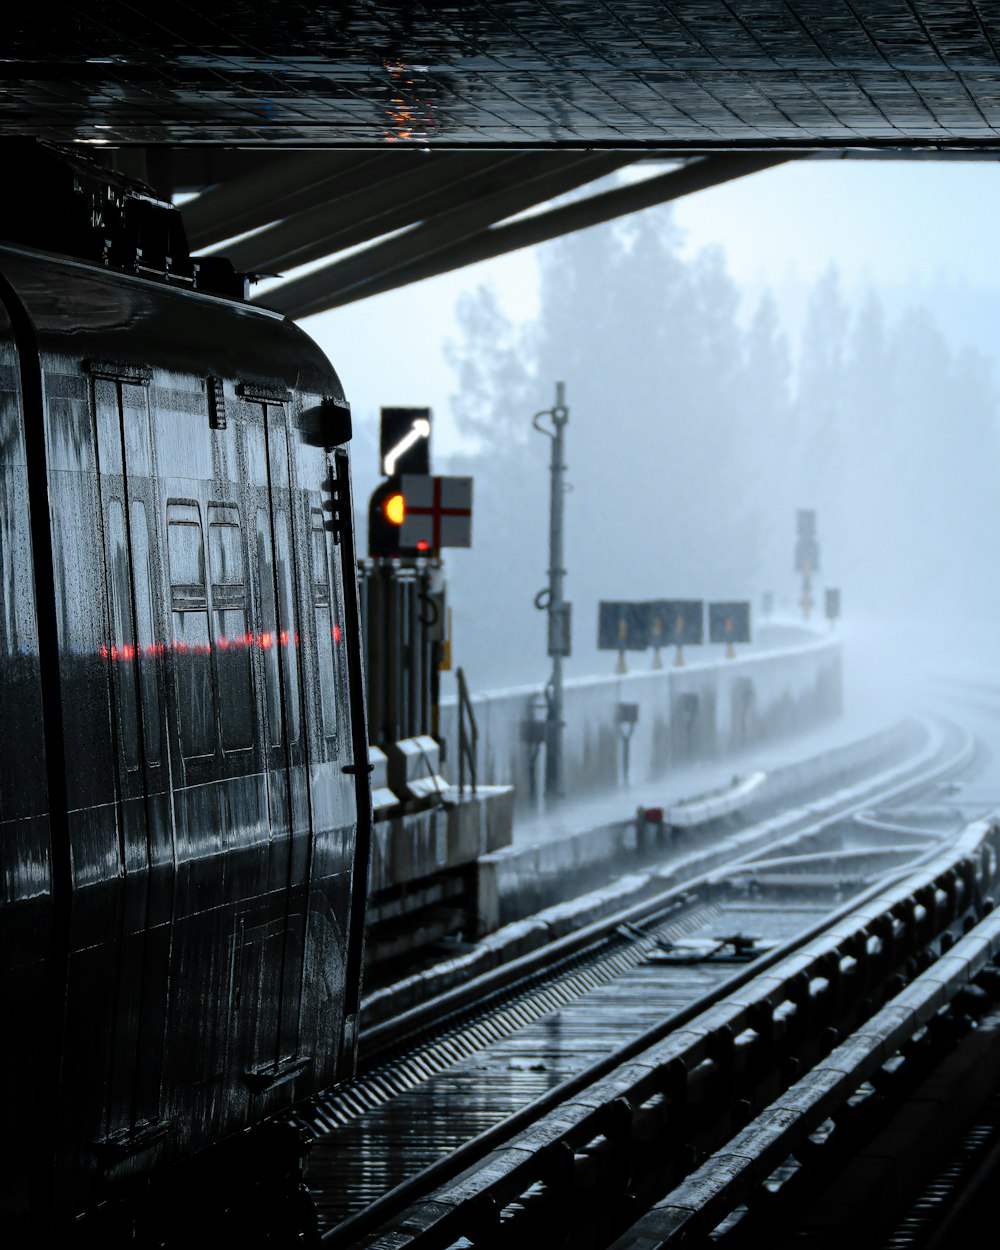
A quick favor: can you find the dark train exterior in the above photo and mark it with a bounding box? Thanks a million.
[0,234,372,1224]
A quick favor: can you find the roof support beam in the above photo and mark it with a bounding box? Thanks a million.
[255,151,633,318]
[182,151,419,250]
[259,152,796,317]
[214,151,531,274]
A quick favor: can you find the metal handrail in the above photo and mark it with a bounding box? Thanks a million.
[455,666,478,798]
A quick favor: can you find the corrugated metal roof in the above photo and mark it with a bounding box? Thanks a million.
[5,3,1000,150]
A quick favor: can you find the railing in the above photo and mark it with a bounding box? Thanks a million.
[437,633,842,807]
[455,666,479,798]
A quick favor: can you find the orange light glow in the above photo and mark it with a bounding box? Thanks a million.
[384,493,405,525]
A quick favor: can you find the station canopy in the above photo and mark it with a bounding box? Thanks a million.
[6,2,1000,314]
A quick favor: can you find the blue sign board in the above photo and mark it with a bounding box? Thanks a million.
[598,601,649,651]
[648,600,703,647]
[709,602,751,645]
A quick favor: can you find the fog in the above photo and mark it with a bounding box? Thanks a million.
[307,161,1000,702]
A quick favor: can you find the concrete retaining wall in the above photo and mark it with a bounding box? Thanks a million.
[439,635,842,813]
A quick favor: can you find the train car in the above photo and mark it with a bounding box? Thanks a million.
[0,147,373,1232]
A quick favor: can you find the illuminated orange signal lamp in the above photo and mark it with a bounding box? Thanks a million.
[368,477,410,557]
[384,492,405,525]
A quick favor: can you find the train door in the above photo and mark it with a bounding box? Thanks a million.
[239,393,311,1083]
[297,442,362,1075]
[90,370,172,1144]
[152,375,286,1121]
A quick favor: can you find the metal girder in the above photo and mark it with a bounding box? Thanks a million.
[106,148,276,202]
[256,153,794,317]
[182,151,409,251]
[213,151,528,274]
[254,151,633,319]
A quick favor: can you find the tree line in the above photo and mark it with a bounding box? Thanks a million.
[443,211,1000,690]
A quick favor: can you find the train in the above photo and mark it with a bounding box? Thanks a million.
[0,145,373,1235]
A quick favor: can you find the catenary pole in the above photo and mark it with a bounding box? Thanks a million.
[533,382,570,800]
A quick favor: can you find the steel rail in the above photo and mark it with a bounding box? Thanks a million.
[349,816,998,1249]
[359,716,969,1063]
[727,844,939,873]
[329,881,898,1248]
[611,889,1000,1248]
[853,813,952,841]
[286,722,962,1166]
[321,724,982,1248]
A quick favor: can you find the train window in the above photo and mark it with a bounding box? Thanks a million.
[255,509,283,747]
[130,501,161,766]
[209,505,252,751]
[167,502,206,600]
[310,509,338,740]
[107,500,139,772]
[209,507,243,584]
[167,501,215,759]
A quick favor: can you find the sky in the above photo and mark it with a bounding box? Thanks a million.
[295,157,1000,471]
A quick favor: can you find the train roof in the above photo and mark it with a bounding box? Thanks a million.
[0,239,347,409]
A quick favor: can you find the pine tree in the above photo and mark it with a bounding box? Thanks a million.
[745,289,793,594]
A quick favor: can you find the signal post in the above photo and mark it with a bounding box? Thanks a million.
[359,408,513,969]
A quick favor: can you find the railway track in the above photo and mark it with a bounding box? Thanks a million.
[609,873,1000,1249]
[280,715,994,1247]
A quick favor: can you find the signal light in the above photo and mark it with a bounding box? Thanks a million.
[368,476,409,558]
[384,492,405,525]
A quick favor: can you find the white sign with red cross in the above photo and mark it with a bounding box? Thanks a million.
[400,475,473,550]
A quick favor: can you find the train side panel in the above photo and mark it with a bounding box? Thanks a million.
[0,295,52,1220]
[290,427,359,1069]
[0,244,368,1216]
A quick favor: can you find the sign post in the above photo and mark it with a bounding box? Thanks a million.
[649,599,704,668]
[366,408,474,772]
[709,602,752,659]
[598,601,649,674]
[795,509,819,621]
[533,382,571,801]
[649,606,665,670]
[616,702,639,785]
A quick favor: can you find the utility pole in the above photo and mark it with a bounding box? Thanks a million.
[533,382,571,801]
